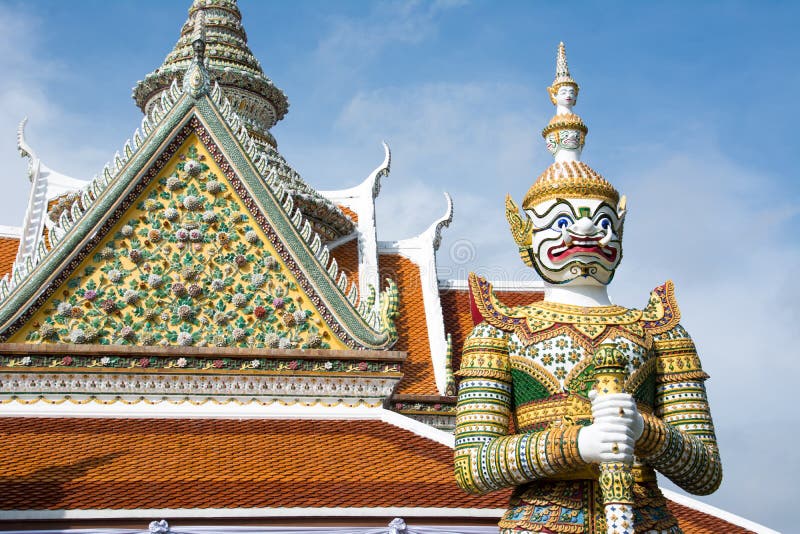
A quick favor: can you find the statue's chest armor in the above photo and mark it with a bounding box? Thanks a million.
[506,325,656,431]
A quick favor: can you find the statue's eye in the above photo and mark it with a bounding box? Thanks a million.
[555,216,572,230]
[597,217,611,230]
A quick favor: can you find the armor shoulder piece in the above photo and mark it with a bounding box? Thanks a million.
[468,273,548,336]
[641,280,681,335]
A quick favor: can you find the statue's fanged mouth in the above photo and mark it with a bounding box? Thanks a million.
[547,236,617,263]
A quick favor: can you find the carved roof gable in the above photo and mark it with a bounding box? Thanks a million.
[0,87,397,350]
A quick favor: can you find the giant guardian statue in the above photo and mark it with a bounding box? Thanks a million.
[454,43,722,534]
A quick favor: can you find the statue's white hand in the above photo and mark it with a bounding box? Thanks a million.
[577,391,644,464]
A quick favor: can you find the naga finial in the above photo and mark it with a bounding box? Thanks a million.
[182,10,211,98]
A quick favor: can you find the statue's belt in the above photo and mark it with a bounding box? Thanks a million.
[548,464,657,483]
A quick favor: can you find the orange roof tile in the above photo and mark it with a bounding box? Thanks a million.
[0,238,18,278]
[380,254,436,395]
[666,500,754,533]
[0,416,753,532]
[330,238,360,288]
[0,417,509,511]
[440,287,543,374]
[338,205,358,224]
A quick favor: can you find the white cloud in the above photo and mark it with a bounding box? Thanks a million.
[0,5,110,227]
[313,0,465,80]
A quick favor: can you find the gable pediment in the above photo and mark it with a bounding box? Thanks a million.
[0,89,396,351]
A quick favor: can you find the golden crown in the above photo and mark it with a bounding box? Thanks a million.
[522,161,620,209]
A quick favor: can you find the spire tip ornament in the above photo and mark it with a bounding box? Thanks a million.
[548,41,579,107]
[182,10,211,98]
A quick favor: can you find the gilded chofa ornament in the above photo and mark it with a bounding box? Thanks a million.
[457,43,722,534]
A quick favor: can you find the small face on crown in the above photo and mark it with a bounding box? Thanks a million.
[548,82,579,108]
[526,197,626,286]
[555,85,577,108]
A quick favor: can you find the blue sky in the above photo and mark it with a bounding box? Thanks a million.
[0,1,798,531]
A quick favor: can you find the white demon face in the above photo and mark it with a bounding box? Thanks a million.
[526,197,626,285]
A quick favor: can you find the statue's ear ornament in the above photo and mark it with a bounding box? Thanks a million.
[616,195,627,220]
[505,194,535,268]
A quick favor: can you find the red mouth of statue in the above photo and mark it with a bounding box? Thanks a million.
[546,237,617,263]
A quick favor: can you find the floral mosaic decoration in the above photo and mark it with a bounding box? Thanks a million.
[25,142,332,350]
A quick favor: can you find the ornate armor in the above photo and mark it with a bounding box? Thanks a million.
[455,275,721,533]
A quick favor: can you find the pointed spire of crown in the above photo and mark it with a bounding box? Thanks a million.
[133,0,288,149]
[553,42,577,88]
[521,43,619,209]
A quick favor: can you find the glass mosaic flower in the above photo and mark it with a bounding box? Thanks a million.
[232,293,247,308]
[184,159,202,176]
[187,284,202,298]
[171,283,186,296]
[57,302,73,317]
[206,180,222,194]
[108,269,122,283]
[39,323,56,339]
[250,273,265,288]
[69,329,87,344]
[182,195,202,210]
[166,176,183,190]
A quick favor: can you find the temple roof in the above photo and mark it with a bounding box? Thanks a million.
[0,417,504,513]
[0,415,757,533]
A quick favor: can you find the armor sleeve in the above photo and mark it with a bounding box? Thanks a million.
[454,322,586,495]
[636,324,723,495]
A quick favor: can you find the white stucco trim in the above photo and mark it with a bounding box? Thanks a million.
[0,400,389,420]
[319,142,390,312]
[379,407,455,448]
[439,279,545,291]
[377,193,453,395]
[660,489,779,534]
[0,507,505,521]
[15,118,87,267]
[0,226,21,239]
